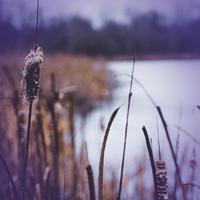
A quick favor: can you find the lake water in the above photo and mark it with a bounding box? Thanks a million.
[79,59,200,184]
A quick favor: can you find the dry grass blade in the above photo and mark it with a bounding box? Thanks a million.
[156,106,187,200]
[171,125,200,147]
[86,164,96,200]
[113,74,156,108]
[142,126,158,200]
[98,106,120,200]
[85,142,96,200]
[22,100,33,200]
[0,154,19,200]
[49,73,60,199]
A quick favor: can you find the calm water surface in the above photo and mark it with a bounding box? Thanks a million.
[79,59,200,181]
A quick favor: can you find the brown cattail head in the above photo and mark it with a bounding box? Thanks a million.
[23,44,44,102]
[156,160,168,200]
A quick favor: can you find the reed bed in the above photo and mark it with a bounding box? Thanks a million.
[0,53,200,200]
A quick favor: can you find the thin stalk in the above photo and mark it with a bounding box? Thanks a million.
[98,107,120,200]
[86,164,96,200]
[142,126,158,200]
[117,59,135,200]
[156,118,161,160]
[170,125,200,147]
[35,0,40,44]
[173,133,180,199]
[36,102,47,166]
[113,74,156,107]
[85,142,96,200]
[68,91,77,197]
[34,113,44,195]
[156,106,187,200]
[85,142,89,165]
[173,106,182,199]
[113,73,187,198]
[63,174,66,200]
[0,154,19,200]
[49,74,60,199]
[22,100,33,200]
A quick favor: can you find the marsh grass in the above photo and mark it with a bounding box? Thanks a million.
[156,106,187,200]
[0,53,113,199]
[142,126,158,200]
[0,54,200,200]
[98,107,120,200]
[117,59,135,200]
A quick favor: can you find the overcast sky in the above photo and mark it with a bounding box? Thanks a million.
[2,0,200,26]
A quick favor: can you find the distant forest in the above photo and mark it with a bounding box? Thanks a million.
[1,9,200,56]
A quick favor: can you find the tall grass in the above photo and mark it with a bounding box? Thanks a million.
[142,126,158,200]
[0,57,200,199]
[0,40,200,200]
[98,107,120,200]
[21,45,44,200]
[117,59,135,200]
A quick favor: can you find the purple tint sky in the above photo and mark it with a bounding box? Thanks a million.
[2,0,200,26]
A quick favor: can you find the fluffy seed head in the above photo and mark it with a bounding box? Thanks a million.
[23,45,44,102]
[156,160,168,200]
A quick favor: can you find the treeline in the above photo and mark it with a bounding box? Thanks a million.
[1,11,200,56]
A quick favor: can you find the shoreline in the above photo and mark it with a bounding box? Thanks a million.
[109,54,200,61]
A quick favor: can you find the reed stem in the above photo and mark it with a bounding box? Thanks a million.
[86,164,96,200]
[117,59,135,200]
[156,106,187,200]
[22,100,33,200]
[99,107,120,200]
[142,126,158,200]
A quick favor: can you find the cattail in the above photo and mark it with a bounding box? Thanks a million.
[155,160,168,200]
[23,44,44,102]
[21,44,44,200]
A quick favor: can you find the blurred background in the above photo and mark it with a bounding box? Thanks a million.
[0,0,200,56]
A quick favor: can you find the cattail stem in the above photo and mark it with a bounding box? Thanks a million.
[142,126,158,200]
[156,106,187,200]
[117,59,135,200]
[36,102,47,166]
[22,100,33,200]
[68,91,77,197]
[35,0,40,44]
[86,164,96,200]
[173,133,180,199]
[49,74,60,199]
